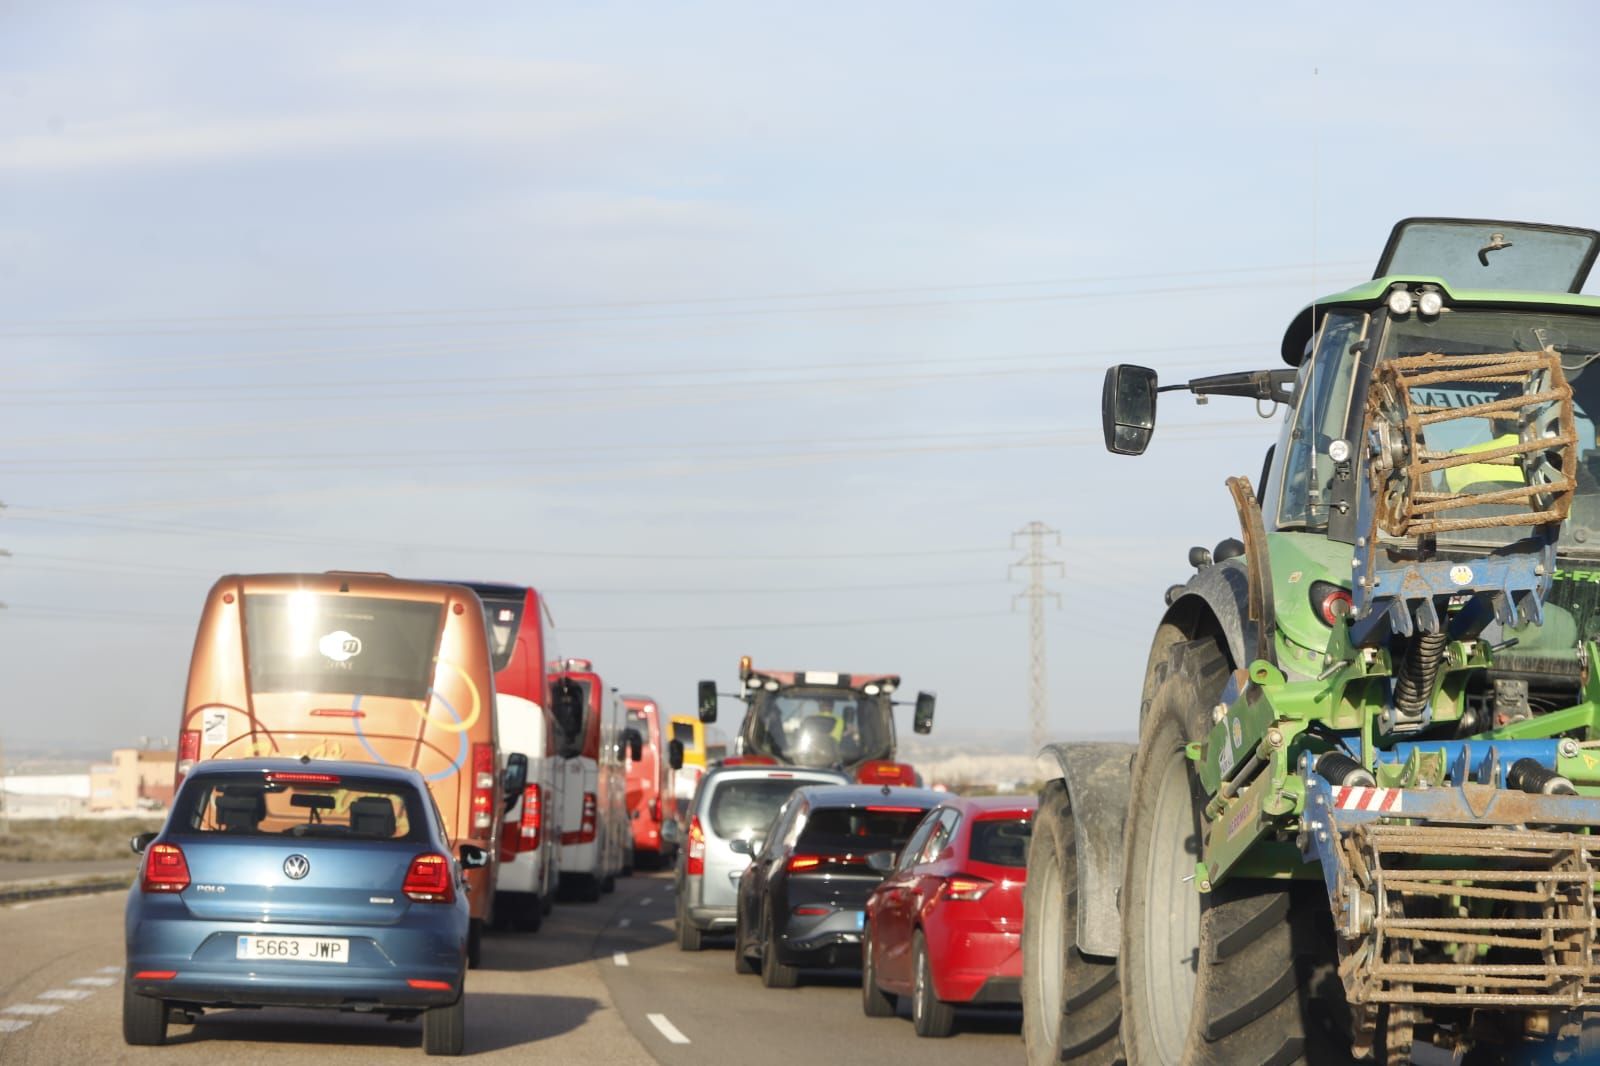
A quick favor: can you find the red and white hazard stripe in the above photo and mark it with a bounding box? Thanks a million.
[1333,786,1401,813]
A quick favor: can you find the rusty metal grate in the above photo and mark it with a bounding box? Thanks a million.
[1364,350,1577,537]
[1343,822,1600,1010]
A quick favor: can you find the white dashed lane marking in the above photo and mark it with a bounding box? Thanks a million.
[3,1005,62,1016]
[612,952,630,967]
[0,1018,31,1033]
[97,966,122,975]
[38,990,91,1001]
[647,1013,690,1045]
[638,897,652,906]
[618,917,632,928]
[70,977,115,987]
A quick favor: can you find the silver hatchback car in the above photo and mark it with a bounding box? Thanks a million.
[670,763,848,950]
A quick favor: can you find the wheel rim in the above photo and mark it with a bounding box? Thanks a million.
[1141,745,1200,1066]
[1029,839,1064,1048]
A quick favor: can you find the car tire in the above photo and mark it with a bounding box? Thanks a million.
[862,928,897,1018]
[121,979,168,1047]
[760,908,799,989]
[541,891,555,916]
[422,995,465,1056]
[601,873,616,895]
[467,918,483,970]
[520,895,544,934]
[733,906,758,975]
[911,930,955,1038]
[676,896,703,952]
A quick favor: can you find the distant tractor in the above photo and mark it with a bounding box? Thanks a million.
[1024,219,1600,1064]
[692,656,935,784]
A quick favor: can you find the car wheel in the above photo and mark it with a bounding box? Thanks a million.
[760,908,799,989]
[520,895,544,934]
[541,891,555,916]
[422,995,465,1056]
[912,930,955,1038]
[122,979,168,1046]
[734,906,757,975]
[467,918,483,970]
[862,928,897,1018]
[601,873,616,894]
[677,895,703,952]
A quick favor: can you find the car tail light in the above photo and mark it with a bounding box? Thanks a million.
[855,760,914,785]
[686,817,706,876]
[519,784,542,852]
[266,772,342,785]
[722,755,778,767]
[134,971,177,980]
[943,875,994,901]
[786,853,867,873]
[1310,581,1353,626]
[141,843,190,894]
[407,979,452,991]
[470,743,494,834]
[402,853,454,903]
[793,905,833,916]
[176,729,200,784]
[866,805,926,814]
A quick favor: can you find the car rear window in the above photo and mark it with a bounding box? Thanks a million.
[797,805,930,854]
[172,773,430,842]
[970,816,1032,867]
[708,778,809,839]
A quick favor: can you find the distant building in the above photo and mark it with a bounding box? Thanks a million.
[88,749,177,813]
[2,773,91,818]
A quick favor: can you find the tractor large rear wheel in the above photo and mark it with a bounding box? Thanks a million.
[1118,638,1349,1066]
[1022,778,1122,1066]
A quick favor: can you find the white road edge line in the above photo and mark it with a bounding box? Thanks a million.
[71,977,115,987]
[3,1005,62,1016]
[0,1018,32,1033]
[38,990,91,1001]
[612,951,629,967]
[647,1013,690,1045]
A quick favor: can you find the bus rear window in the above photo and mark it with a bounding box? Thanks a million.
[244,594,442,700]
[970,816,1032,868]
[797,806,930,854]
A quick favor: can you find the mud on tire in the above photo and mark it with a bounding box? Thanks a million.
[1118,638,1349,1066]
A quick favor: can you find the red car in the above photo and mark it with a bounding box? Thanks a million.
[861,793,1035,1037]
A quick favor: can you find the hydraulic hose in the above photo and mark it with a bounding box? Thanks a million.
[1393,630,1448,718]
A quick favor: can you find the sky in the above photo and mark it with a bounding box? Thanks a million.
[1,2,1597,756]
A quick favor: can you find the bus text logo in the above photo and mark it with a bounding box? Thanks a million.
[318,631,362,663]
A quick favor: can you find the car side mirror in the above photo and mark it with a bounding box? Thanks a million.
[501,752,528,813]
[668,739,685,770]
[459,844,490,870]
[913,692,936,735]
[1102,364,1159,455]
[697,680,718,723]
[865,849,896,874]
[130,831,157,855]
[620,728,644,762]
[661,819,682,845]
[727,837,753,856]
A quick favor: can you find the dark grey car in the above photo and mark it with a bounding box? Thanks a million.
[670,764,848,950]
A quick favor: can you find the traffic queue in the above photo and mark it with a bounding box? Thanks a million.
[123,572,1031,1055]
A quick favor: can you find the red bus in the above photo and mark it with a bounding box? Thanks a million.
[623,695,675,868]
[549,658,633,901]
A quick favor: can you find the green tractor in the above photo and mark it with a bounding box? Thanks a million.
[1023,218,1600,1065]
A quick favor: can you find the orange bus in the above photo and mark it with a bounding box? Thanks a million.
[176,572,507,966]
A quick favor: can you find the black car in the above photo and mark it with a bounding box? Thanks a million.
[733,784,943,988]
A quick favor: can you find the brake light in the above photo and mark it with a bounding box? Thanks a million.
[309,708,365,719]
[402,853,454,903]
[788,854,822,871]
[793,905,833,916]
[580,791,597,842]
[266,772,342,785]
[176,729,200,783]
[134,971,177,980]
[943,875,993,901]
[407,979,452,991]
[520,784,542,851]
[722,755,778,767]
[470,743,494,834]
[866,806,926,814]
[855,760,914,785]
[687,817,706,876]
[786,853,868,873]
[141,843,190,894]
[1310,581,1353,626]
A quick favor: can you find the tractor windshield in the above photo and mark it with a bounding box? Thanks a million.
[742,685,893,770]
[1376,308,1600,557]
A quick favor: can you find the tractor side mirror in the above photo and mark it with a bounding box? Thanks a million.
[1102,364,1158,455]
[622,727,644,762]
[501,752,528,813]
[913,692,936,735]
[698,680,719,723]
[668,739,685,770]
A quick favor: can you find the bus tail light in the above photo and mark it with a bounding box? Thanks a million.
[519,784,542,851]
[141,843,191,894]
[943,876,994,901]
[580,791,597,842]
[722,755,778,768]
[686,817,706,876]
[855,760,915,785]
[402,854,455,903]
[176,730,201,784]
[470,743,494,834]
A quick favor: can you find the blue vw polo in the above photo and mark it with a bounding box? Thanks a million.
[123,758,488,1055]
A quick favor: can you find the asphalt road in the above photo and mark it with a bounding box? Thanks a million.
[0,870,1025,1064]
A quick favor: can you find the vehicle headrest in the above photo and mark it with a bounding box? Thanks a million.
[349,796,397,839]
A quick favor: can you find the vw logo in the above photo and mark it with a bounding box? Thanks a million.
[283,854,311,880]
